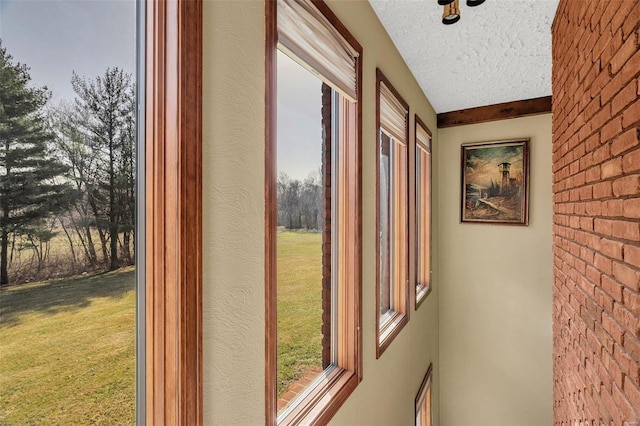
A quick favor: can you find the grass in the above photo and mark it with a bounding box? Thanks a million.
[277,231,323,398]
[0,268,136,425]
[0,232,320,420]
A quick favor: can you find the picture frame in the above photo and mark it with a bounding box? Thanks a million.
[460,139,529,225]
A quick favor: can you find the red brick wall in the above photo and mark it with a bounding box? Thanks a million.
[552,1,640,423]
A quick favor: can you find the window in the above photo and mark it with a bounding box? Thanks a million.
[415,363,433,426]
[0,2,142,424]
[144,0,203,423]
[415,116,432,308]
[376,69,409,358]
[266,1,362,424]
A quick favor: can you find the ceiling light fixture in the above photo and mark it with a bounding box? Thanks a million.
[440,0,485,25]
[442,0,460,25]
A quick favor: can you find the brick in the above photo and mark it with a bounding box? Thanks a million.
[601,116,624,144]
[622,100,640,130]
[586,265,601,285]
[585,201,602,216]
[611,83,638,118]
[602,275,623,303]
[595,253,613,276]
[623,376,640,411]
[602,351,624,396]
[603,199,624,217]
[611,1,639,33]
[614,302,640,338]
[593,144,611,165]
[600,238,624,260]
[595,321,615,356]
[612,382,637,422]
[622,148,640,173]
[612,220,640,240]
[552,3,640,421]
[596,286,615,314]
[586,165,601,183]
[610,32,637,74]
[613,175,640,197]
[602,26,624,68]
[611,128,640,157]
[624,333,640,363]
[593,181,613,199]
[603,312,625,345]
[623,198,640,219]
[622,4,640,40]
[613,261,640,291]
[625,244,640,269]
[602,157,624,179]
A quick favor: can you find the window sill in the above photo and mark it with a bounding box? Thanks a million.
[415,283,432,309]
[277,366,360,426]
[376,310,408,358]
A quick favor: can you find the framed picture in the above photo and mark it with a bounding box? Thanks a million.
[460,139,529,225]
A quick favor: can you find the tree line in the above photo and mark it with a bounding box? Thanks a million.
[0,40,135,286]
[277,171,324,231]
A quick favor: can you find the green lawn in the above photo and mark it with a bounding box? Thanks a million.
[0,232,321,420]
[0,268,136,425]
[277,231,323,397]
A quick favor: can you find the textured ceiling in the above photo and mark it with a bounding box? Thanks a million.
[368,0,560,113]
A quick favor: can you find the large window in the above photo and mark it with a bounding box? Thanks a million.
[266,1,362,424]
[0,2,203,424]
[376,69,409,358]
[415,116,432,308]
[0,2,140,423]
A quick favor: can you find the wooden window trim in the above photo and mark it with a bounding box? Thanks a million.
[145,0,203,424]
[375,68,409,359]
[265,1,363,424]
[415,363,433,426]
[414,115,432,310]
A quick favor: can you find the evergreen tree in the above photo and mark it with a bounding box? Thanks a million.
[71,68,135,270]
[0,41,71,285]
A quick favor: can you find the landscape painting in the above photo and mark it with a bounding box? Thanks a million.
[461,139,529,225]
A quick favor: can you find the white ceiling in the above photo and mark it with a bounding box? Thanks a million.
[368,0,560,114]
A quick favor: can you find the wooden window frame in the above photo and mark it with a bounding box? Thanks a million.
[413,115,432,310]
[145,0,203,425]
[415,363,433,426]
[375,68,409,359]
[265,1,363,425]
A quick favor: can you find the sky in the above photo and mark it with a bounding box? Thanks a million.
[465,144,524,188]
[0,0,136,105]
[277,50,323,181]
[0,1,324,182]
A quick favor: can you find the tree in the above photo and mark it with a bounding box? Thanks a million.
[70,68,135,270]
[50,102,101,267]
[0,41,71,285]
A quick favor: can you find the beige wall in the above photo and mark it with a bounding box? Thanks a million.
[437,114,553,426]
[202,0,440,424]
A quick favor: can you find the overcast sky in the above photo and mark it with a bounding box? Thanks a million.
[1,1,322,180]
[0,0,136,104]
[277,50,323,181]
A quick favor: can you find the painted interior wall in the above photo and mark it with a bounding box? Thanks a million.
[202,0,440,424]
[438,114,553,426]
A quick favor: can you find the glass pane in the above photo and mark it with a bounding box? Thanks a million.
[379,133,391,318]
[276,50,327,413]
[0,1,138,424]
[416,142,431,297]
